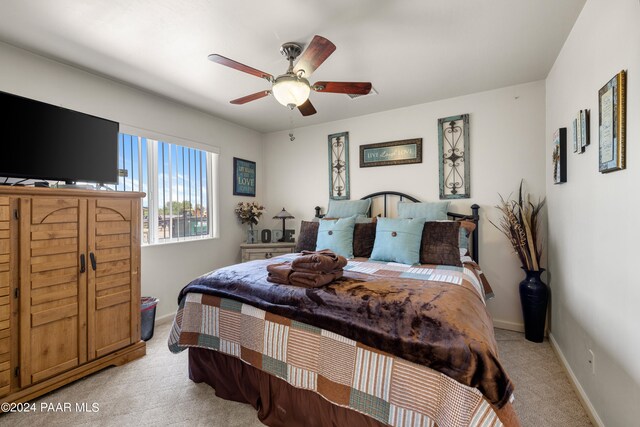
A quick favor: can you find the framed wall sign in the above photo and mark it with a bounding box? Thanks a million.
[552,128,567,184]
[359,138,422,168]
[328,132,350,200]
[233,157,256,196]
[438,114,470,199]
[574,109,590,154]
[572,118,578,153]
[599,70,626,173]
[576,111,582,153]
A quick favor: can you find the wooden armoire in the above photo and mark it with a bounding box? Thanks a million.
[0,187,145,404]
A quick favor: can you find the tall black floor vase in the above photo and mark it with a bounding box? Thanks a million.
[519,268,548,343]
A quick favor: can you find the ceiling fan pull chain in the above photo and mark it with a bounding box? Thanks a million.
[288,112,295,142]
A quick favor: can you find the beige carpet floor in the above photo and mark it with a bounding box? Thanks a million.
[0,322,592,427]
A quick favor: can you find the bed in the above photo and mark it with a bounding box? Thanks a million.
[168,192,519,427]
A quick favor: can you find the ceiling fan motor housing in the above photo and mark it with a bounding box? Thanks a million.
[279,42,303,62]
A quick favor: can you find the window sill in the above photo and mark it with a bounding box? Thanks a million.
[142,235,219,248]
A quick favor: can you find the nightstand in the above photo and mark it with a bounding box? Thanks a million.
[240,242,296,263]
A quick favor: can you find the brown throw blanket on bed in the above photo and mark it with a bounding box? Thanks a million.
[266,250,346,288]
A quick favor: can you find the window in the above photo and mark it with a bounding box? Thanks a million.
[113,131,218,245]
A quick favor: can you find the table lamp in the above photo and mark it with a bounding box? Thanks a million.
[273,208,294,242]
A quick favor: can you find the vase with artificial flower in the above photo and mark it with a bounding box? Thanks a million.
[235,202,265,243]
[491,180,547,342]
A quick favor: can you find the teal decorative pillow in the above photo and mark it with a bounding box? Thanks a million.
[354,214,374,223]
[315,216,357,259]
[398,201,450,221]
[459,228,469,251]
[369,218,425,265]
[325,199,371,218]
[458,220,476,254]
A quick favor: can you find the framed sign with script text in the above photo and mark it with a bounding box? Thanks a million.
[359,138,422,168]
[233,157,256,196]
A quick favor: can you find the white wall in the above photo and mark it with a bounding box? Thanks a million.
[0,41,263,318]
[545,0,640,425]
[263,81,546,329]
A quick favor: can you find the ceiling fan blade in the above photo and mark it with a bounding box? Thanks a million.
[208,54,273,81]
[313,81,372,95]
[297,99,317,116]
[230,91,271,105]
[293,35,336,78]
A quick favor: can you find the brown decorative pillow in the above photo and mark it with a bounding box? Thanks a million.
[420,221,462,266]
[295,220,319,252]
[353,222,377,258]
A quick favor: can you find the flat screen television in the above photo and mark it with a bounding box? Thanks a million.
[0,90,119,184]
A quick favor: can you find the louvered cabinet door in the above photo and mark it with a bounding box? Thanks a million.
[87,198,141,360]
[19,197,87,387]
[0,196,16,397]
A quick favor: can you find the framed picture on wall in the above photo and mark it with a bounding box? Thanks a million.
[598,70,626,173]
[552,128,567,184]
[572,118,578,153]
[576,111,582,153]
[233,157,256,196]
[581,109,590,149]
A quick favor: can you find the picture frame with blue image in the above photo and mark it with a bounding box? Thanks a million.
[233,157,256,197]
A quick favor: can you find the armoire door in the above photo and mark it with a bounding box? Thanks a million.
[87,198,140,360]
[0,196,15,397]
[19,197,87,387]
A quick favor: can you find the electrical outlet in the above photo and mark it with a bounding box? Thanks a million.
[588,349,595,375]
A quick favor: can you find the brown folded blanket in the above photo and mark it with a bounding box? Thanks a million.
[289,270,343,288]
[292,250,347,273]
[266,262,292,285]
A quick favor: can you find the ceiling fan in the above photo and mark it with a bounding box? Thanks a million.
[208,35,372,117]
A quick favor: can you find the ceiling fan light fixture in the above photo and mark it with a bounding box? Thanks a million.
[272,74,310,109]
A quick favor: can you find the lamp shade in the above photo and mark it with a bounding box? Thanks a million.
[273,208,295,220]
[272,75,310,108]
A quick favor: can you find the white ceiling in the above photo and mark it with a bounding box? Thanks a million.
[0,0,585,133]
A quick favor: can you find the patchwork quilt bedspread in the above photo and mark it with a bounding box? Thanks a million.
[168,255,516,426]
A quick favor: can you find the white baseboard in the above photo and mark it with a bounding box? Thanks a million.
[155,312,175,325]
[492,319,524,332]
[549,333,604,427]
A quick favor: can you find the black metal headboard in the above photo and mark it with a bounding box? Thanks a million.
[314,191,480,263]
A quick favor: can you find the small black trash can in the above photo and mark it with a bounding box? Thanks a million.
[141,297,159,341]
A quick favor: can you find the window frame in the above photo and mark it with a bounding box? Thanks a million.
[119,124,220,246]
